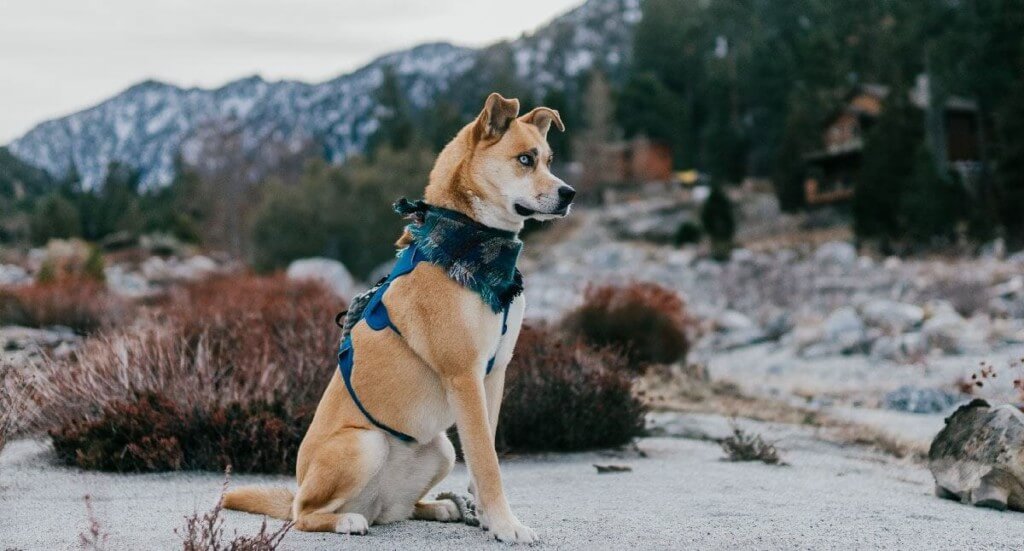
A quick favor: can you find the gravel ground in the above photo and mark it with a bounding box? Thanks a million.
[3,417,1024,550]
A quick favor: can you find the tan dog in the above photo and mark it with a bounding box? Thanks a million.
[223,93,572,544]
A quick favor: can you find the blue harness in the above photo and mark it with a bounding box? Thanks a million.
[337,243,512,443]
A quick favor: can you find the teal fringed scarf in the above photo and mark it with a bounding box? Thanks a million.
[394,198,523,313]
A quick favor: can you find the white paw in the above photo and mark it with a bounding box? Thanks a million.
[335,512,369,535]
[487,516,538,544]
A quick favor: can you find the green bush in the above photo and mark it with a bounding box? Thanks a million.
[701,184,735,259]
[251,147,431,278]
[30,194,81,245]
[675,220,702,245]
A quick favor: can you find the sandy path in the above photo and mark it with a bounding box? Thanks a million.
[3,418,1023,550]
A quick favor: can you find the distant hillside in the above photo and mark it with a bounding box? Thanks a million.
[8,0,640,190]
[0,146,54,200]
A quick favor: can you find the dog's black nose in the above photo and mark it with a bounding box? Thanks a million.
[557,186,576,208]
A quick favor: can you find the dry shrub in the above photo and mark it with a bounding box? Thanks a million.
[39,274,342,473]
[560,283,692,371]
[178,471,292,551]
[79,495,111,551]
[720,426,783,465]
[1,364,40,456]
[495,324,646,452]
[0,278,127,334]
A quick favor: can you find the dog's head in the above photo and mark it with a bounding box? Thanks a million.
[425,93,574,232]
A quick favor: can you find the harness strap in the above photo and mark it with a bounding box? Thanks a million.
[338,337,415,442]
[338,242,512,443]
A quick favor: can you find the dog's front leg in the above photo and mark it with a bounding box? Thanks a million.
[447,373,536,544]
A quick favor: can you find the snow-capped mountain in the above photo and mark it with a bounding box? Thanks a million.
[9,0,640,190]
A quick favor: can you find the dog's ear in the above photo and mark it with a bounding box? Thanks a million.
[520,107,565,138]
[475,93,520,142]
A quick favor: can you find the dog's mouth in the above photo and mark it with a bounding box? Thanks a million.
[514,203,569,217]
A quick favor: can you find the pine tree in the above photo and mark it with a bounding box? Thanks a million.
[854,87,920,244]
[902,146,961,245]
[996,75,1024,247]
[371,67,415,153]
[701,184,736,260]
[30,193,81,245]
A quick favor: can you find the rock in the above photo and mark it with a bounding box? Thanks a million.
[814,241,857,267]
[823,306,866,350]
[715,310,755,332]
[860,299,924,332]
[1,325,81,369]
[870,333,926,362]
[141,255,218,283]
[884,386,961,413]
[921,308,971,353]
[0,264,30,286]
[882,256,902,270]
[287,257,356,300]
[929,399,1024,511]
[181,255,217,279]
[991,276,1023,299]
[104,266,154,298]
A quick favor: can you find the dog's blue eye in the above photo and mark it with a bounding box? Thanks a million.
[517,154,533,167]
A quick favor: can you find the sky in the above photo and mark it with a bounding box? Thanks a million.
[0,0,582,144]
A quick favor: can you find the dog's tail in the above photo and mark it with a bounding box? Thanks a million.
[222,486,294,521]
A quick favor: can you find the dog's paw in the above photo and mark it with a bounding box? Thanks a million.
[487,516,538,544]
[416,500,462,522]
[335,512,369,535]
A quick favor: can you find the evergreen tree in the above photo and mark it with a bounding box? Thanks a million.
[701,184,736,259]
[995,75,1024,246]
[30,193,81,245]
[854,87,920,244]
[370,67,415,152]
[902,146,961,245]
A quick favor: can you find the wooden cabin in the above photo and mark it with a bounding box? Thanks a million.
[803,80,981,206]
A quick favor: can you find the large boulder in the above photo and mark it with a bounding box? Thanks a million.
[0,264,30,286]
[929,399,1024,511]
[287,257,356,300]
[870,332,926,362]
[884,386,961,413]
[860,299,924,332]
[141,255,218,283]
[921,305,983,354]
[794,307,867,357]
[814,241,857,267]
[104,265,155,298]
[823,306,866,351]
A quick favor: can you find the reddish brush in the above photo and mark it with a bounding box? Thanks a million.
[495,324,647,452]
[560,282,692,371]
[0,278,127,334]
[39,273,342,473]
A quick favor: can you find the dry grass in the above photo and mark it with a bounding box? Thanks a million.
[720,426,783,465]
[640,365,927,462]
[0,278,128,334]
[79,495,110,551]
[0,363,43,456]
[177,471,292,551]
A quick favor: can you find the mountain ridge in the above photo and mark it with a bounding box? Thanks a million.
[9,0,639,190]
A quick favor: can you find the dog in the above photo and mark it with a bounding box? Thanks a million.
[223,93,573,544]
